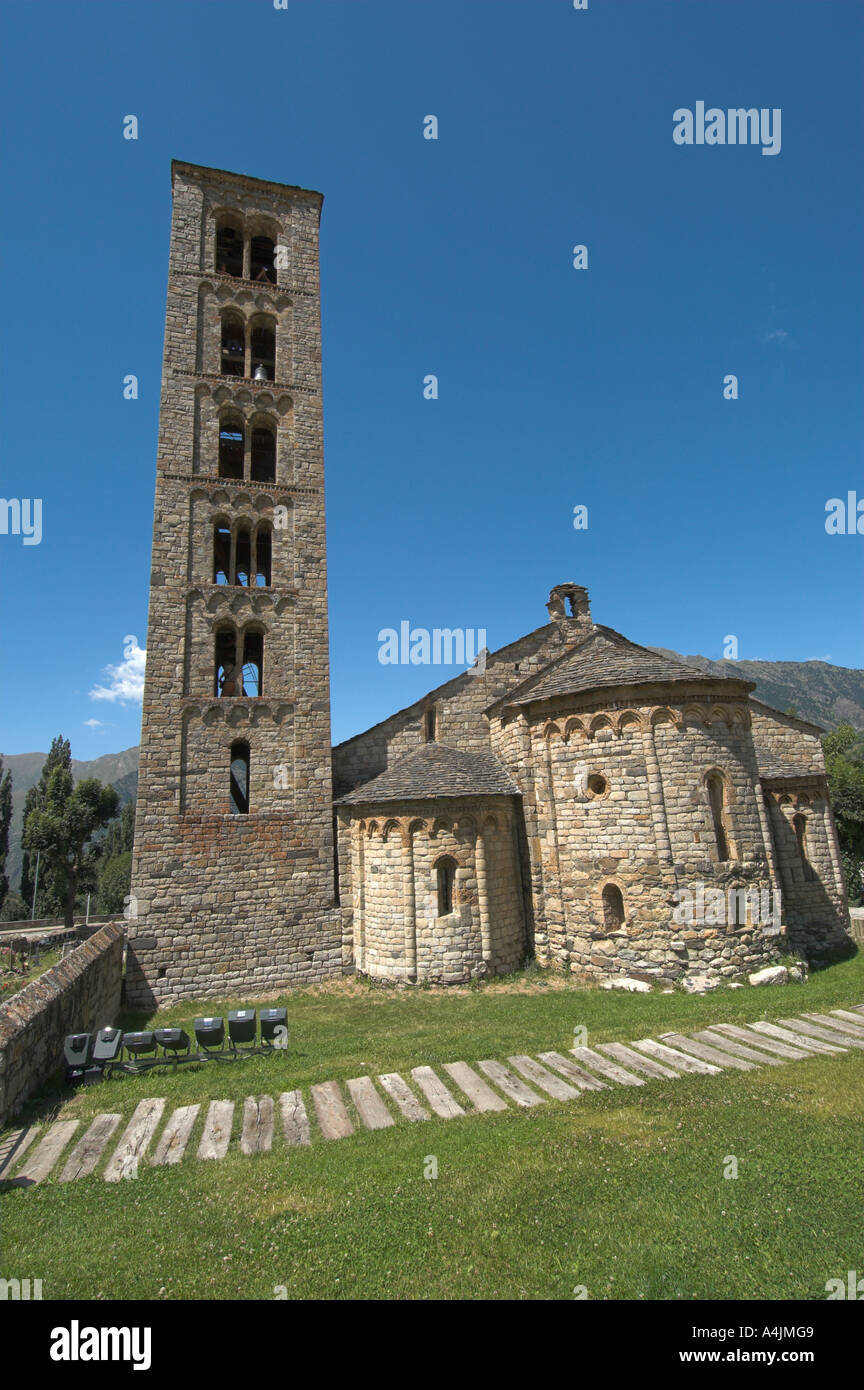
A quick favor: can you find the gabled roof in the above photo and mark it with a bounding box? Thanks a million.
[335,743,520,805]
[488,626,754,710]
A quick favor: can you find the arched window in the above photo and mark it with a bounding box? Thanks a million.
[242,630,264,697]
[215,220,244,278]
[229,740,250,815]
[793,813,816,881]
[436,857,456,917]
[250,423,276,482]
[215,627,242,697]
[213,524,231,585]
[706,772,731,861]
[218,417,244,478]
[254,524,272,587]
[250,235,276,284]
[235,527,252,586]
[221,313,245,377]
[602,883,625,931]
[250,320,275,380]
[423,706,437,742]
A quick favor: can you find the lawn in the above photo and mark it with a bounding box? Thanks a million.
[2,955,863,1300]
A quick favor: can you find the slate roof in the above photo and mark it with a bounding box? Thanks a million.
[755,749,822,781]
[491,626,753,709]
[336,743,520,805]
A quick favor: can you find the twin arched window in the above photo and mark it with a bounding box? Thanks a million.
[220,312,276,381]
[793,813,817,881]
[218,416,276,482]
[215,218,276,284]
[213,522,271,587]
[215,627,264,698]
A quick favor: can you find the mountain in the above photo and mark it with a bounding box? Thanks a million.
[648,652,864,731]
[1,746,139,900]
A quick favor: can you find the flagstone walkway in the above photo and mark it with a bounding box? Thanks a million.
[2,1004,862,1187]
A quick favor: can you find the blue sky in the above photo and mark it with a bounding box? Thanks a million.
[1,0,862,759]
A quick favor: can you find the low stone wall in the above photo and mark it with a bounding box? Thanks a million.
[0,921,124,1129]
[850,908,864,946]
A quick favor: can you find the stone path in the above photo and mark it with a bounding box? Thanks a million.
[2,1003,862,1187]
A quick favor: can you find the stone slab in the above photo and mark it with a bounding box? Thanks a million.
[197,1100,235,1160]
[0,1125,40,1179]
[709,1023,811,1060]
[410,1066,466,1119]
[279,1090,311,1145]
[151,1104,200,1166]
[776,1018,864,1051]
[104,1099,165,1181]
[443,1061,509,1113]
[695,1029,783,1066]
[537,1051,608,1091]
[347,1076,395,1130]
[10,1120,78,1186]
[630,1039,722,1075]
[241,1096,274,1154]
[378,1073,429,1121]
[570,1046,644,1086]
[508,1055,579,1100]
[311,1081,354,1139]
[476,1059,544,1108]
[659,1032,756,1071]
[597,1041,684,1079]
[747,1021,846,1054]
[60,1113,122,1181]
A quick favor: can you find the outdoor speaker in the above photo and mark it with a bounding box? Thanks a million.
[123,1030,157,1057]
[260,1007,287,1044]
[194,1016,225,1051]
[154,1028,191,1054]
[63,1033,94,1070]
[92,1027,123,1065]
[228,1009,257,1047]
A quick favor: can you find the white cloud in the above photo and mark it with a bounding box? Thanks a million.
[764,329,789,343]
[90,634,147,704]
[84,718,104,728]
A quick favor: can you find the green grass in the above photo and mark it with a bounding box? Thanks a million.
[2,954,863,1300]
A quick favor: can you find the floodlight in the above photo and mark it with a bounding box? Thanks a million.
[227,1008,257,1049]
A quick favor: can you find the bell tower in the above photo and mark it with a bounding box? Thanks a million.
[127,161,340,1007]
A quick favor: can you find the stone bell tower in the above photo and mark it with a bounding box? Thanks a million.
[127,161,340,1007]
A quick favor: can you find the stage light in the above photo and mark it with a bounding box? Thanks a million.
[194,1016,225,1054]
[260,1007,287,1047]
[227,1008,257,1050]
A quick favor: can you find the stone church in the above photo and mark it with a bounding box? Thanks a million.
[127,163,850,1007]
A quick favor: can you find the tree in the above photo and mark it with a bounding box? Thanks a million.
[96,801,135,913]
[0,757,12,911]
[823,724,864,904]
[22,750,119,928]
[20,736,72,914]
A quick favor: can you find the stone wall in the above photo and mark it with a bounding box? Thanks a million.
[0,922,124,1128]
[338,794,524,983]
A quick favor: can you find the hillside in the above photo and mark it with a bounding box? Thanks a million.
[649,652,864,731]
